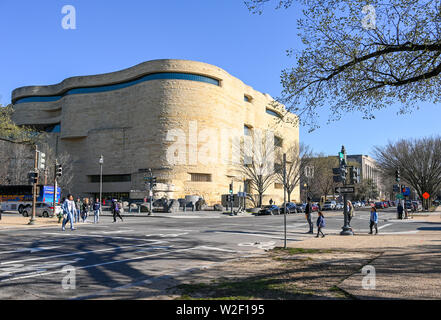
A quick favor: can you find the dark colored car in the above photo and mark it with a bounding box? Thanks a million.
[296,203,306,213]
[280,202,297,214]
[256,205,280,215]
[375,202,384,209]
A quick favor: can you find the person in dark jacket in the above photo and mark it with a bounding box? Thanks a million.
[112,199,123,223]
[305,197,313,233]
[397,202,404,219]
[316,211,325,238]
[93,198,101,224]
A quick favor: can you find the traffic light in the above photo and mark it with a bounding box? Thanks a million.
[401,185,406,193]
[28,171,38,184]
[350,167,360,184]
[395,169,400,182]
[151,177,157,187]
[229,183,233,194]
[332,167,347,183]
[38,152,46,170]
[56,164,63,177]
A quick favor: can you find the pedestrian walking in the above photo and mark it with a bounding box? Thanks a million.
[397,202,404,219]
[61,194,76,231]
[93,198,100,224]
[305,197,313,234]
[57,197,66,223]
[269,198,273,205]
[316,211,326,238]
[112,199,123,222]
[75,198,82,223]
[347,200,355,226]
[81,198,89,222]
[369,206,379,235]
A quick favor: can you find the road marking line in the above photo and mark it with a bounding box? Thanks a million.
[1,242,163,266]
[378,223,393,230]
[0,246,221,283]
[213,231,298,241]
[42,232,159,243]
[0,246,61,255]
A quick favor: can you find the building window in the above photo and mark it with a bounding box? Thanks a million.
[244,125,252,136]
[45,123,60,133]
[266,108,283,119]
[244,95,252,102]
[14,72,221,105]
[274,136,283,148]
[88,174,131,183]
[190,173,212,182]
[274,183,283,189]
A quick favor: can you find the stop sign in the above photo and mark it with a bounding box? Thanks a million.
[423,192,430,199]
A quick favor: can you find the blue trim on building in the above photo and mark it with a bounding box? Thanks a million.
[14,72,220,105]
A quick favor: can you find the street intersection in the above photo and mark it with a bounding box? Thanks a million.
[0,207,430,299]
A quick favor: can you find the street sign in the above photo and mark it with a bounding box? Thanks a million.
[393,184,400,192]
[402,187,411,196]
[335,186,355,194]
[423,192,430,199]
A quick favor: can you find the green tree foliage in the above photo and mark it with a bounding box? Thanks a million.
[355,178,379,200]
[0,104,34,142]
[246,0,441,129]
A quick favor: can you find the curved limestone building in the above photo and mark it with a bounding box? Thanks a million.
[12,59,299,205]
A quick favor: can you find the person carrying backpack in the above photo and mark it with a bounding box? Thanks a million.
[112,199,123,223]
[316,211,326,238]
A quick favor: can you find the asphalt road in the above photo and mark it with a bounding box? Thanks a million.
[0,207,427,299]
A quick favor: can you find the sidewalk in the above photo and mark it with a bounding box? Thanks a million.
[292,215,441,299]
[0,214,60,230]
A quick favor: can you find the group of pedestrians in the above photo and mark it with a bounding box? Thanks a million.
[60,195,102,231]
[304,197,380,237]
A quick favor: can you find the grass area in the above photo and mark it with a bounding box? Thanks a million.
[171,247,371,300]
[175,276,317,300]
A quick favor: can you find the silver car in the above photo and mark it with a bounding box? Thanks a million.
[22,203,61,218]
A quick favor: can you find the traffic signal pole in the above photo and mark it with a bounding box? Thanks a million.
[28,147,38,225]
[339,146,353,236]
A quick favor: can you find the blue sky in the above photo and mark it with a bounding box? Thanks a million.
[1,0,439,157]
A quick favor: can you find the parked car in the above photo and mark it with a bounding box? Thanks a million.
[322,201,336,210]
[311,203,319,212]
[296,203,306,213]
[375,202,385,209]
[335,202,344,210]
[256,205,280,216]
[22,202,60,218]
[280,202,297,214]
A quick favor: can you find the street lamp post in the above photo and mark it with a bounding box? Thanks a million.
[99,155,103,214]
[339,145,353,236]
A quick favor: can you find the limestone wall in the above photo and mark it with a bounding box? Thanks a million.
[11,59,300,205]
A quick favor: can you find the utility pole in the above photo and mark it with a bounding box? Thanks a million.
[99,155,103,214]
[28,147,39,225]
[53,159,57,215]
[283,153,287,249]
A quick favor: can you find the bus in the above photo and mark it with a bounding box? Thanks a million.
[0,185,61,214]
